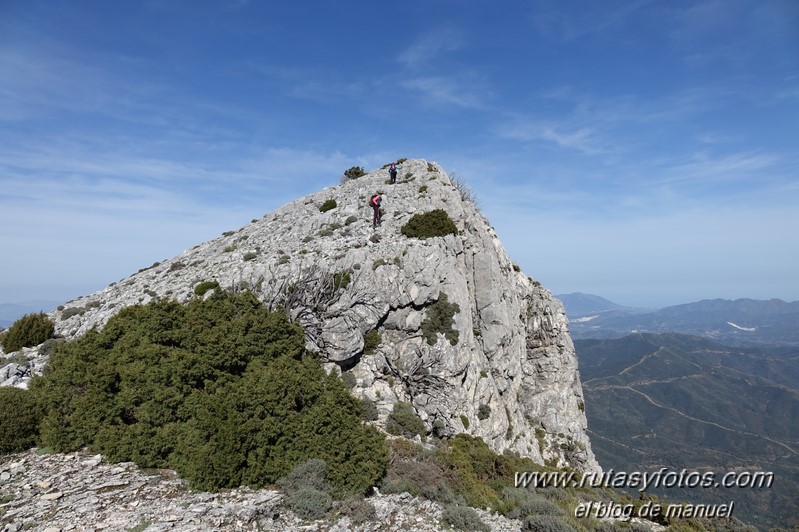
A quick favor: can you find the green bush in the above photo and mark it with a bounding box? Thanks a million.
[287,486,332,520]
[363,329,381,354]
[386,402,426,438]
[523,515,574,532]
[507,493,565,519]
[341,371,357,389]
[344,166,366,180]
[333,271,351,290]
[477,404,491,420]
[0,387,42,454]
[193,280,220,296]
[442,504,490,532]
[243,252,257,261]
[278,458,330,493]
[278,459,333,520]
[2,312,54,353]
[61,307,84,320]
[345,215,358,225]
[401,209,458,239]
[320,199,337,212]
[421,292,460,346]
[29,291,387,495]
[360,398,378,421]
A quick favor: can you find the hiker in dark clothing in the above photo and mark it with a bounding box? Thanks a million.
[389,162,398,184]
[370,193,382,227]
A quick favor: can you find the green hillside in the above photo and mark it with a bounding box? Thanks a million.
[577,333,799,530]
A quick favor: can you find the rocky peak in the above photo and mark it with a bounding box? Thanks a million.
[14,159,598,472]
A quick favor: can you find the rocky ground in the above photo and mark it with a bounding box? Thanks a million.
[1,449,524,532]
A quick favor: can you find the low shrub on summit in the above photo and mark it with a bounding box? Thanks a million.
[2,312,54,353]
[401,209,458,239]
[343,166,366,180]
[28,291,387,494]
[319,199,337,212]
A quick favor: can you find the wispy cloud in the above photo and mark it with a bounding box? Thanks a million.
[397,27,464,67]
[654,151,779,186]
[401,76,487,109]
[497,120,606,155]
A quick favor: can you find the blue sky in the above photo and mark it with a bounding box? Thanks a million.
[1,0,797,308]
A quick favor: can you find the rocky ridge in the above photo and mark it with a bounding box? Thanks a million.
[2,158,597,472]
[0,448,524,532]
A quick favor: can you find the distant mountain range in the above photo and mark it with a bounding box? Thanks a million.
[576,332,799,530]
[557,293,799,347]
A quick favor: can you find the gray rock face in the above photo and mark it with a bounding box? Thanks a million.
[0,448,527,531]
[5,159,598,472]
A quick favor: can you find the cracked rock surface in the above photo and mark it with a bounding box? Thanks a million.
[0,449,527,531]
[2,159,598,472]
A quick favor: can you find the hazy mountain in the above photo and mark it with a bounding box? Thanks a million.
[576,332,799,530]
[566,296,799,347]
[556,292,653,318]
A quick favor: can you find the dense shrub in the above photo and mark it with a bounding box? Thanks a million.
[319,199,337,212]
[0,387,42,453]
[344,166,366,180]
[510,494,566,519]
[278,459,333,520]
[193,280,220,296]
[386,402,426,438]
[400,209,457,239]
[442,504,490,532]
[61,307,84,320]
[333,271,351,290]
[360,397,378,421]
[29,291,387,494]
[523,515,574,532]
[363,329,381,354]
[421,292,460,346]
[2,312,54,353]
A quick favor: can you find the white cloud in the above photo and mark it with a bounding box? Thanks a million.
[497,120,605,155]
[401,76,487,109]
[397,28,464,67]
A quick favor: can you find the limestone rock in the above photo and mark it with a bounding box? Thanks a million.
[0,449,526,531]
[2,159,598,472]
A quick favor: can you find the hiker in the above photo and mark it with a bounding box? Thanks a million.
[389,162,399,184]
[370,193,382,227]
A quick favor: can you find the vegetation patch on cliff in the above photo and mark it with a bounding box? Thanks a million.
[421,292,461,346]
[23,291,387,495]
[400,209,458,239]
[1,312,54,353]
